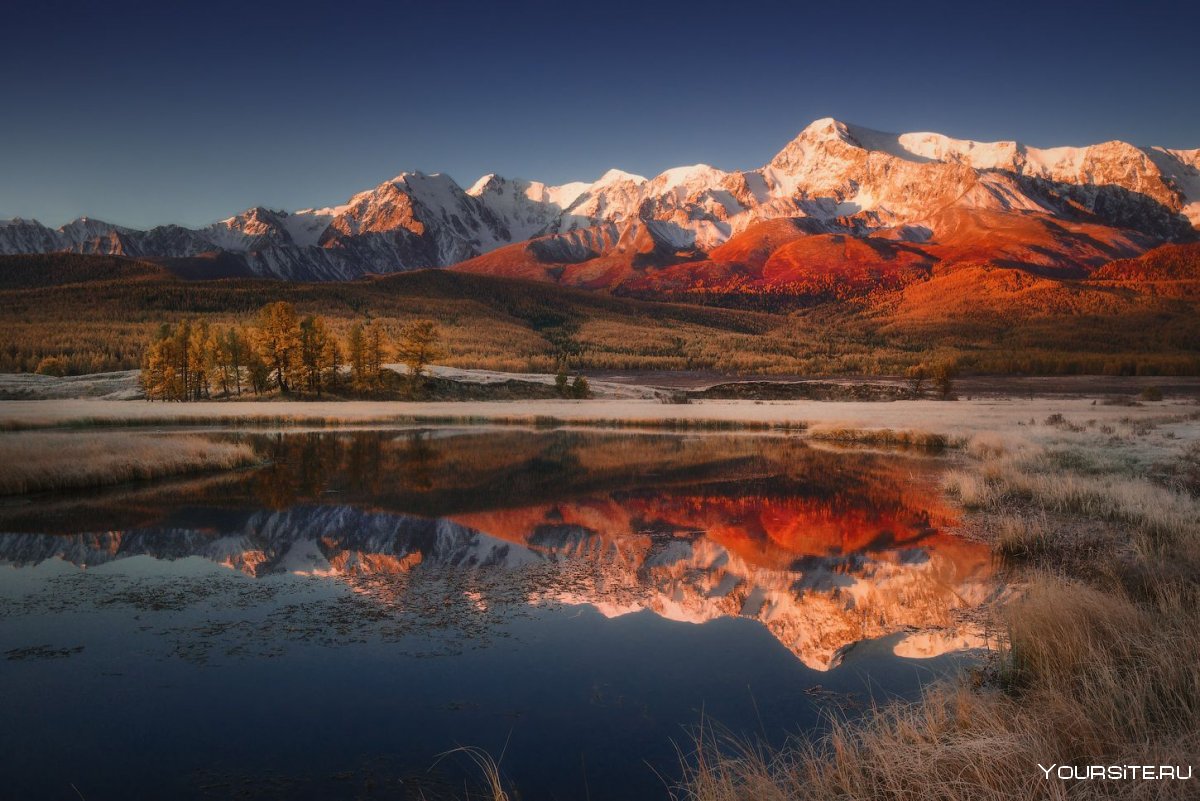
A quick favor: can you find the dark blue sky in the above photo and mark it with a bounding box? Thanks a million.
[4,0,1197,229]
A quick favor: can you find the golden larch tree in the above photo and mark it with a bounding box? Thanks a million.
[253,302,302,392]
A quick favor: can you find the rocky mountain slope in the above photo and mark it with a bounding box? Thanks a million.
[3,119,1197,292]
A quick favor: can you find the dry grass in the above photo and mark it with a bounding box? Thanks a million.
[0,407,974,450]
[992,513,1051,560]
[0,432,258,494]
[680,573,1200,801]
[680,419,1200,801]
[0,412,811,434]
[945,449,1199,541]
[1,396,1189,441]
[433,746,512,801]
[807,426,955,450]
[680,684,1058,801]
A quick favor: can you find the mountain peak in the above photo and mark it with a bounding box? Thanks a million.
[593,168,647,187]
[800,117,847,135]
[466,173,498,196]
[652,164,727,189]
[60,216,125,234]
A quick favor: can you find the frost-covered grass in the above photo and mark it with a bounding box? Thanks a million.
[945,426,1200,540]
[1,396,1194,438]
[0,432,258,494]
[679,406,1200,801]
[680,575,1200,801]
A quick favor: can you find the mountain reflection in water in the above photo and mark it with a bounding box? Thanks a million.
[0,429,994,670]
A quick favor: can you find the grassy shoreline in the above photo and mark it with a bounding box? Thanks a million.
[678,413,1200,800]
[1,396,1194,435]
[1,400,1196,797]
[0,432,259,495]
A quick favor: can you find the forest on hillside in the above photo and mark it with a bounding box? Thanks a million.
[1,253,1198,378]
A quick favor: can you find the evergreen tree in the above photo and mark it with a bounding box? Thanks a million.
[170,321,191,399]
[141,333,169,401]
[140,320,206,401]
[247,350,271,396]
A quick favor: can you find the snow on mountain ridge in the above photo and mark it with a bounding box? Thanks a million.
[592,168,648,187]
[2,119,1196,279]
[1147,147,1200,226]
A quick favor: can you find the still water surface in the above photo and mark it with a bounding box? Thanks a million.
[0,429,995,800]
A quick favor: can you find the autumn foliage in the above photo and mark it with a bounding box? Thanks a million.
[140,301,442,401]
[3,252,1199,380]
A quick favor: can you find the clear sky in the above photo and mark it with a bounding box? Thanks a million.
[4,0,1197,229]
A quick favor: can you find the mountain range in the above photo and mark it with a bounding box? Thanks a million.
[3,118,1198,299]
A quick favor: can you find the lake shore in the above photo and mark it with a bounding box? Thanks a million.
[677,397,1200,800]
[2,389,1198,801]
[1,395,1196,441]
[0,431,258,495]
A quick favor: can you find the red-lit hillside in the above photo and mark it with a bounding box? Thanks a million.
[460,207,1165,303]
[1092,242,1200,281]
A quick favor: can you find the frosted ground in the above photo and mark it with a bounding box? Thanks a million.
[2,366,1197,480]
[1,394,1196,444]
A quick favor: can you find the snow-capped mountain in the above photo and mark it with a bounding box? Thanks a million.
[2,118,1196,284]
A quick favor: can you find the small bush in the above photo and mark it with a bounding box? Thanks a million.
[569,375,591,399]
[905,364,928,397]
[931,359,959,399]
[34,356,69,377]
[1140,385,1164,401]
